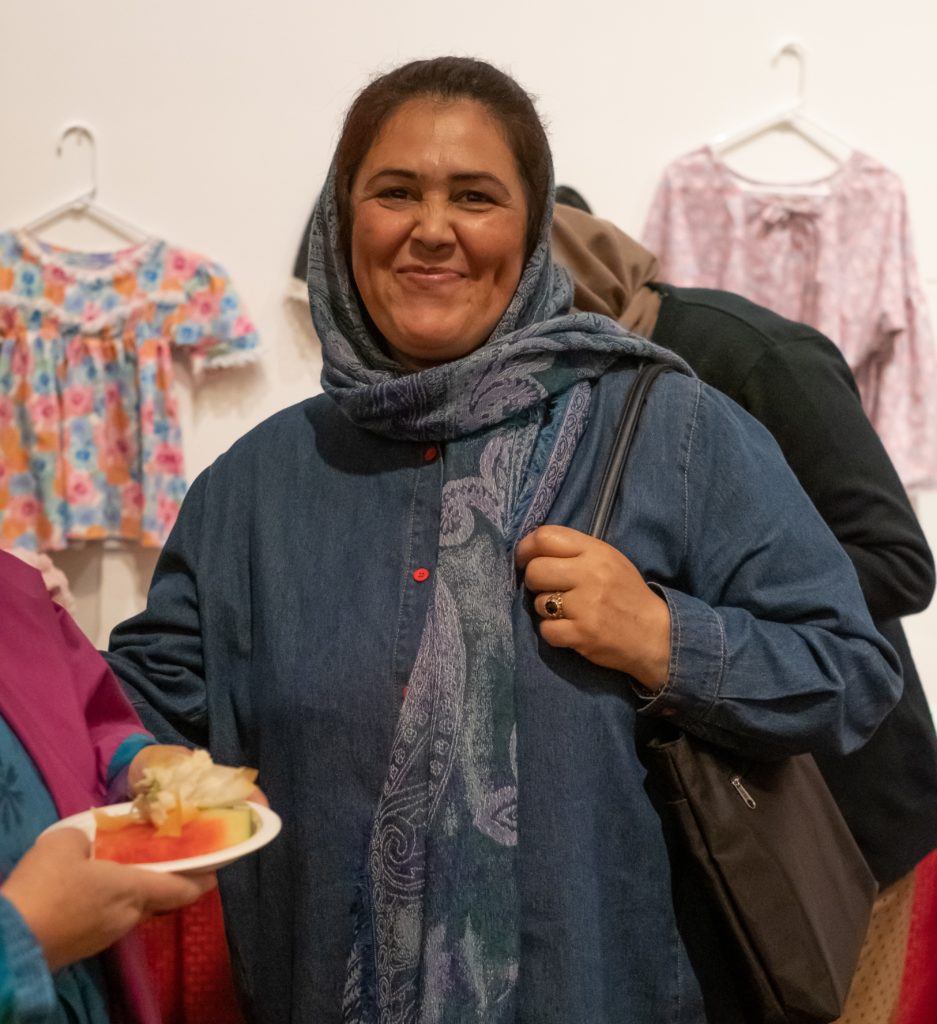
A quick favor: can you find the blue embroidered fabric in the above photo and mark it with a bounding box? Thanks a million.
[0,716,110,1024]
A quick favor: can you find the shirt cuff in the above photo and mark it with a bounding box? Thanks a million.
[106,732,156,802]
[634,585,726,723]
[0,895,56,1021]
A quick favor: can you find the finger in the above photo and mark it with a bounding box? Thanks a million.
[137,869,215,914]
[33,827,92,858]
[515,525,590,570]
[533,590,575,621]
[537,619,578,650]
[148,872,217,917]
[45,569,68,591]
[140,744,193,767]
[248,786,269,808]
[182,871,218,897]
[523,556,581,595]
[128,744,193,791]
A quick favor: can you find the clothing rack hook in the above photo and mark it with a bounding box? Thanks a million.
[56,123,98,205]
[771,41,807,109]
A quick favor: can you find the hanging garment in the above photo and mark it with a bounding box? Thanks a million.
[0,231,260,550]
[642,146,937,491]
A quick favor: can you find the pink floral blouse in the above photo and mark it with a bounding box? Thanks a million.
[643,146,937,491]
[0,232,260,551]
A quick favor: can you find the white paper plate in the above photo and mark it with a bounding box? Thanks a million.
[42,801,281,874]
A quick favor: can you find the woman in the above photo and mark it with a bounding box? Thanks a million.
[106,58,901,1023]
[0,548,214,1023]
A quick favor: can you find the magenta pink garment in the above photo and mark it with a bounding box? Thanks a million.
[0,549,160,1024]
[0,551,142,818]
[643,146,937,491]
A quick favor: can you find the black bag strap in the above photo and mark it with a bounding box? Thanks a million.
[588,362,672,540]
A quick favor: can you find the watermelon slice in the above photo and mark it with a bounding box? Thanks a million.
[93,806,254,864]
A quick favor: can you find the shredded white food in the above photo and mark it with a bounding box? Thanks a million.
[132,750,258,826]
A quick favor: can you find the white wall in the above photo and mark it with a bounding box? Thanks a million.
[2,0,937,704]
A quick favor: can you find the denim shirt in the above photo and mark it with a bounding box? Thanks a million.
[106,364,900,1024]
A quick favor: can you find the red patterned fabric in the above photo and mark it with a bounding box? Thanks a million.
[895,849,937,1024]
[138,889,244,1024]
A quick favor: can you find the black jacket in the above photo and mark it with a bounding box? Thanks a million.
[653,284,937,886]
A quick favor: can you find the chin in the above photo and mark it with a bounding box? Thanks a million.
[390,324,487,367]
[392,341,472,368]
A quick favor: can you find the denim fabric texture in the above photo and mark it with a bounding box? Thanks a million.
[106,360,901,1024]
[651,285,937,886]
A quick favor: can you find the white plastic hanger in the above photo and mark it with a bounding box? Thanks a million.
[23,123,151,244]
[710,42,856,169]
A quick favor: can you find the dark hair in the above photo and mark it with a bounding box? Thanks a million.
[554,185,593,214]
[334,57,551,260]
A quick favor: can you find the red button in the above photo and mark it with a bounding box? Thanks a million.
[413,567,430,582]
[423,446,438,462]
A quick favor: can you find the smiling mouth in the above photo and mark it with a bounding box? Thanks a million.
[397,265,465,283]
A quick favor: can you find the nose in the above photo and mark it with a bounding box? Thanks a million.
[410,198,455,251]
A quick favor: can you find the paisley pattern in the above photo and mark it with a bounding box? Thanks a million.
[518,381,591,539]
[307,163,686,1024]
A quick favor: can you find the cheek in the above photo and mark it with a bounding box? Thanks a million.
[465,222,526,288]
[488,249,525,306]
[351,211,397,286]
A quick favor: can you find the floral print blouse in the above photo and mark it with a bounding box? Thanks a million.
[0,231,259,550]
[643,147,937,491]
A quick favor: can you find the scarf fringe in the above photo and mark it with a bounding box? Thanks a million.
[342,868,379,1024]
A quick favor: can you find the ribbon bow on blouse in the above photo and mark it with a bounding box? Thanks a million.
[748,198,824,324]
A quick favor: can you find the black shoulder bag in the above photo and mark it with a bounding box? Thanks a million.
[589,362,876,1024]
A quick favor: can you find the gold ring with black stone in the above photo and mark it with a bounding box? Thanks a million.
[543,591,565,619]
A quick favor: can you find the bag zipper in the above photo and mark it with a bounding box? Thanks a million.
[731,775,757,808]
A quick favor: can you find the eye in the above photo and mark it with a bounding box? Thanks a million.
[377,187,415,203]
[457,190,495,206]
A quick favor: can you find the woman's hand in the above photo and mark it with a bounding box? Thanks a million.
[127,744,194,792]
[1,828,215,972]
[515,525,671,690]
[6,548,75,612]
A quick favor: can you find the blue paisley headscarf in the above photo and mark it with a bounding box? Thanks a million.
[308,151,684,1024]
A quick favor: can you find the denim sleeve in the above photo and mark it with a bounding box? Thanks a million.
[0,896,56,1023]
[104,470,210,749]
[640,381,903,760]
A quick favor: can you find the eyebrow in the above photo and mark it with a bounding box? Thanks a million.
[362,169,511,191]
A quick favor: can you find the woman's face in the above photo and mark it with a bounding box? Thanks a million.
[350,98,529,369]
